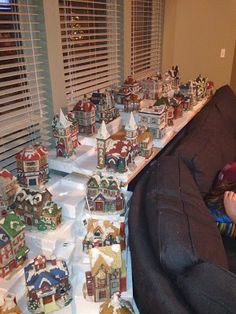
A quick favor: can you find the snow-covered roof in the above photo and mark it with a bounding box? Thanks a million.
[89,244,121,273]
[73,98,95,112]
[0,169,14,180]
[139,104,166,116]
[16,144,48,161]
[25,256,69,291]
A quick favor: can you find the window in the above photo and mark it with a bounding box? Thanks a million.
[131,0,164,79]
[58,0,122,108]
[0,0,50,173]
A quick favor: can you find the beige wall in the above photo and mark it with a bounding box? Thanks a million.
[163,0,236,89]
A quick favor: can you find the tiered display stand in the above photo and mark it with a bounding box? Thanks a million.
[0,97,208,314]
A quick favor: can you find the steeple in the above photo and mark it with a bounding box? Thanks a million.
[96,121,110,140]
[125,112,137,132]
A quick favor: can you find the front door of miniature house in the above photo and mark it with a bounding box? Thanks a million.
[117,159,126,173]
[26,216,33,226]
[116,197,124,211]
[107,158,117,172]
[43,294,53,305]
[95,200,104,211]
[57,140,65,157]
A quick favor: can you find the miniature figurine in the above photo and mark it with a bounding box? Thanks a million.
[16,144,49,188]
[72,95,96,135]
[14,188,62,231]
[0,289,21,314]
[83,219,125,253]
[86,174,125,214]
[24,255,72,314]
[52,109,79,158]
[84,244,126,302]
[99,292,135,314]
[91,90,119,124]
[195,74,208,100]
[123,76,141,94]
[0,169,20,211]
[0,211,29,278]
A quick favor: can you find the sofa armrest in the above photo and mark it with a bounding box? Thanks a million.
[145,156,228,277]
[176,261,236,314]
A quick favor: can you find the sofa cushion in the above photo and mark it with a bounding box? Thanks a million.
[176,261,236,314]
[174,87,236,195]
[145,156,228,278]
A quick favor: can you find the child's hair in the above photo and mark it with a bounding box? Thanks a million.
[205,181,236,211]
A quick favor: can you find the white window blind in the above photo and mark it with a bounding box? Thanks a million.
[0,0,50,173]
[58,0,121,107]
[131,0,164,79]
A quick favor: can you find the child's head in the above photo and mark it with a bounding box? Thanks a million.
[205,161,236,207]
[218,161,236,185]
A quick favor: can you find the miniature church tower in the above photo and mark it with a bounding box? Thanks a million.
[96,121,110,169]
[52,110,75,158]
[125,112,138,146]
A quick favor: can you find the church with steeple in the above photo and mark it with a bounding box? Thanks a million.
[96,112,152,173]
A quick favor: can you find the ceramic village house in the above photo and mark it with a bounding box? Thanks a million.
[52,110,79,158]
[24,255,72,314]
[140,77,163,100]
[16,144,49,188]
[85,244,126,302]
[0,169,20,211]
[13,188,62,231]
[138,104,167,139]
[91,90,119,124]
[96,113,152,173]
[86,173,125,213]
[83,219,125,253]
[0,211,29,278]
[72,95,96,135]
